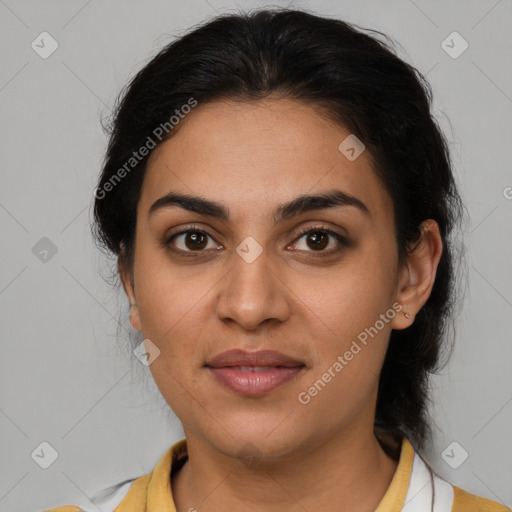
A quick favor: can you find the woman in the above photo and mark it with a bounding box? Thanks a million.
[46,8,510,512]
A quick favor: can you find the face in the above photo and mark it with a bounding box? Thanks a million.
[122,97,411,461]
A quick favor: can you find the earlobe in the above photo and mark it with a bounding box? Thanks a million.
[118,254,142,332]
[391,302,413,330]
[391,219,443,331]
[128,301,142,332]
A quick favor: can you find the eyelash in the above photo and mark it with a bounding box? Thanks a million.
[163,224,350,257]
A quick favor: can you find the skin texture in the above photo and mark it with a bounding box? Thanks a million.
[119,97,443,512]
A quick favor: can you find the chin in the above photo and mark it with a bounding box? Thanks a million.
[203,421,309,464]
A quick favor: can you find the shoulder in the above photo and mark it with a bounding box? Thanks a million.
[451,485,511,512]
[400,438,510,512]
[41,474,148,512]
[41,439,186,512]
[412,456,511,512]
[41,508,83,512]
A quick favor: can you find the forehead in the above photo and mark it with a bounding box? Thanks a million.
[140,98,393,226]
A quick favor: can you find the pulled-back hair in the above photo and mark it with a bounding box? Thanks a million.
[92,7,466,451]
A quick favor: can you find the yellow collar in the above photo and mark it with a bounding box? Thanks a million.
[375,437,414,511]
[116,436,414,512]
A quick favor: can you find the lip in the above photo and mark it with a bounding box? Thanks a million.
[206,349,305,368]
[205,349,306,396]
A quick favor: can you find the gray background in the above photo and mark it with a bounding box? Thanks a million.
[0,0,511,510]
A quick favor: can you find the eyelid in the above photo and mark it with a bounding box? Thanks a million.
[289,225,351,252]
[163,223,350,254]
[163,224,220,249]
[293,224,348,241]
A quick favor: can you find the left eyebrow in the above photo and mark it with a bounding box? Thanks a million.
[148,189,370,224]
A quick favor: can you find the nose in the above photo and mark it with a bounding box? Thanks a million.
[215,244,291,331]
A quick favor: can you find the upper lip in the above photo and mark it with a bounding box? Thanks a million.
[205,349,305,368]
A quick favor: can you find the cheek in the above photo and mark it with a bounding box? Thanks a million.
[291,241,396,392]
[132,245,202,337]
[132,254,216,387]
[293,239,396,342]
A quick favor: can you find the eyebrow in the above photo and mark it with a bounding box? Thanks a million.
[148,189,370,224]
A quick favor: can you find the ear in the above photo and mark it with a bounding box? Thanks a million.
[391,219,443,330]
[118,249,142,332]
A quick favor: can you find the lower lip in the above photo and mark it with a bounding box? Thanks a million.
[207,366,304,396]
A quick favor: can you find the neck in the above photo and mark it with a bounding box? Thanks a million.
[172,427,400,512]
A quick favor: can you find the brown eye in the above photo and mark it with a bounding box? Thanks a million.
[291,227,350,254]
[165,228,221,253]
[183,231,208,250]
[304,231,329,251]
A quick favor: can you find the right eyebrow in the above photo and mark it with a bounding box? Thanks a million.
[148,189,370,224]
